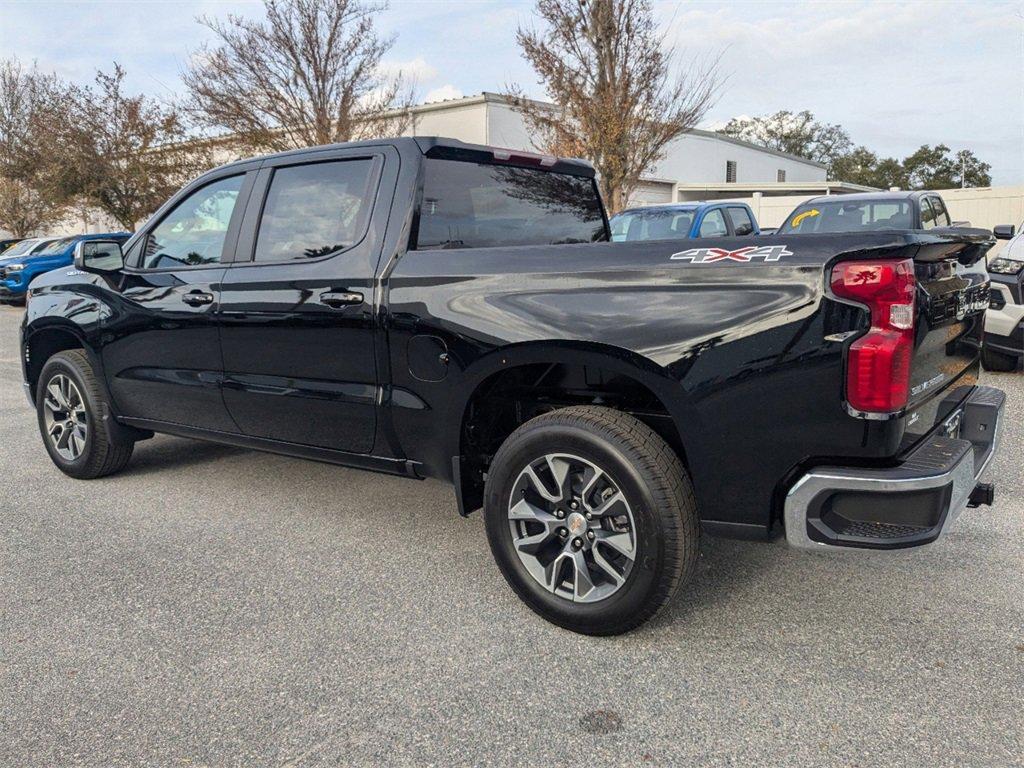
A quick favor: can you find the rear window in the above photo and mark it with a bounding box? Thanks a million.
[781,200,913,233]
[610,208,695,242]
[415,159,606,250]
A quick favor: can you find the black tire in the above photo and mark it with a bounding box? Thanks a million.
[981,345,1019,372]
[483,405,699,636]
[36,349,134,479]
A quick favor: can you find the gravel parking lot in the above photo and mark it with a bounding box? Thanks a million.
[0,303,1021,767]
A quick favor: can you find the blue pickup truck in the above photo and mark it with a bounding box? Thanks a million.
[0,232,130,304]
[609,201,760,242]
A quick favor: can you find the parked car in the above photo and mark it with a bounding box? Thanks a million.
[0,232,131,304]
[21,138,1004,635]
[610,201,759,242]
[985,223,1024,371]
[0,237,61,302]
[0,238,24,255]
[778,190,958,234]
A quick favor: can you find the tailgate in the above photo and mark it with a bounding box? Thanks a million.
[903,230,994,444]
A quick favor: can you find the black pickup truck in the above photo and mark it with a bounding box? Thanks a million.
[21,138,1005,635]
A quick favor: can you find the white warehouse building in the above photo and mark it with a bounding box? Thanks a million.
[400,92,867,207]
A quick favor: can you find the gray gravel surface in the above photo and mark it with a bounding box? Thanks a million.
[0,304,1021,767]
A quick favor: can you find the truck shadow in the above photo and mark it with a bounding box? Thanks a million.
[122,437,247,477]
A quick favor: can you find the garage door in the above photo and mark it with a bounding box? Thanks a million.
[626,182,674,208]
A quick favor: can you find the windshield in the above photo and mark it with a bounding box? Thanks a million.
[780,200,913,234]
[610,208,697,242]
[34,236,78,256]
[2,239,42,258]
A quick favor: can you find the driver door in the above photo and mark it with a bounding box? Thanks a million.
[100,168,257,432]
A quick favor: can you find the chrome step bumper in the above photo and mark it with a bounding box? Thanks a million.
[785,385,1005,551]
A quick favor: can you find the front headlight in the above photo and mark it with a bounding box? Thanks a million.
[989,258,1024,275]
[4,263,24,272]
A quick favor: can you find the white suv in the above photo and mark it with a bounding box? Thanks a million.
[985,223,1024,371]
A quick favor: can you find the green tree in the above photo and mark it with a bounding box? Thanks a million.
[830,146,908,189]
[901,144,991,189]
[902,144,957,189]
[720,110,853,179]
[952,149,992,188]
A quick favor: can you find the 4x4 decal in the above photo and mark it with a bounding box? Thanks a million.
[670,245,793,263]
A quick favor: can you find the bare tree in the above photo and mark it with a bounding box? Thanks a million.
[0,59,67,236]
[183,0,413,153]
[0,177,64,238]
[508,0,721,213]
[57,65,211,231]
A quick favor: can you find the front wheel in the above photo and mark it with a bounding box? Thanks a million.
[483,406,699,636]
[36,350,134,479]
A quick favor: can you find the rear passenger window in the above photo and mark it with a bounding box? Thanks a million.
[254,159,376,262]
[920,197,936,229]
[727,207,755,236]
[699,209,728,237]
[930,197,950,227]
[415,158,606,249]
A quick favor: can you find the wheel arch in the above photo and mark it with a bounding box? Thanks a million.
[23,323,93,405]
[23,321,150,444]
[447,340,704,516]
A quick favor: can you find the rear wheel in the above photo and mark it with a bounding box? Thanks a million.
[981,345,1019,372]
[483,406,699,635]
[36,350,134,478]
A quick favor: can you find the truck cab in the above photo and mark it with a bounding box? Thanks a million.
[778,190,956,234]
[609,201,759,242]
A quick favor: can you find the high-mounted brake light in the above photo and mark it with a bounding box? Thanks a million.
[831,258,916,413]
[491,149,558,167]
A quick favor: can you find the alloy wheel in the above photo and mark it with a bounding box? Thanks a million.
[42,374,88,461]
[508,453,637,603]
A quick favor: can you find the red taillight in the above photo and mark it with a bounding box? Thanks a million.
[831,258,916,413]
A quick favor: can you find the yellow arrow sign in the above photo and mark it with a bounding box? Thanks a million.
[791,209,820,228]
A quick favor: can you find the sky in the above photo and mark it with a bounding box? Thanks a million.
[1,0,1022,184]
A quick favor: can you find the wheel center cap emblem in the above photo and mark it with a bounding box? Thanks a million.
[567,512,587,536]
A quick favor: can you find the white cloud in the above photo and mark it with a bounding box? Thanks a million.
[423,84,464,103]
[376,56,438,84]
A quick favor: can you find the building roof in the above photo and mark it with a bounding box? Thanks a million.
[675,180,880,196]
[411,92,828,170]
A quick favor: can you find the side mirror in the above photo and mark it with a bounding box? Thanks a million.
[74,239,124,273]
[993,224,1016,240]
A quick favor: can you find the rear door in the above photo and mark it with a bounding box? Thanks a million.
[217,146,398,453]
[696,208,729,238]
[725,206,756,236]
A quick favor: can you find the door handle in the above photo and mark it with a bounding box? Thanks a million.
[320,290,363,308]
[182,291,214,307]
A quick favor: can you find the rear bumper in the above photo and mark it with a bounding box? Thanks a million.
[785,385,1005,550]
